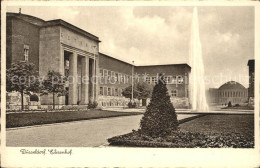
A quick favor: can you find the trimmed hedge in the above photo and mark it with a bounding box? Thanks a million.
[108,130,254,148]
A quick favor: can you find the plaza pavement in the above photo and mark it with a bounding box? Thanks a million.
[6,114,196,147]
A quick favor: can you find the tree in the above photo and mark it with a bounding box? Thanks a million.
[136,82,152,100]
[122,85,139,100]
[42,70,67,110]
[122,82,152,101]
[140,74,178,137]
[6,61,41,110]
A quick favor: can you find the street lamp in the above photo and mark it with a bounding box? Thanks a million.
[92,45,97,103]
[131,61,134,102]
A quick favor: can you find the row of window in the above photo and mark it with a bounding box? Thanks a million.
[99,87,123,96]
[100,69,131,84]
[214,91,247,98]
[145,76,184,84]
[99,86,178,97]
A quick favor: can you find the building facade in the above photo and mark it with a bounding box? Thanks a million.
[98,53,134,107]
[7,12,100,109]
[135,64,190,108]
[208,81,248,105]
[6,12,191,109]
[248,59,255,105]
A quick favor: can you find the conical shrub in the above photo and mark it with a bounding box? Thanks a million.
[140,74,178,137]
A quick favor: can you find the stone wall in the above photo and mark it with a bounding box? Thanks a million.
[145,97,189,109]
[98,96,140,107]
[6,92,41,110]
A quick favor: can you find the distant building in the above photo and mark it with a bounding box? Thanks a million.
[247,59,255,105]
[208,81,248,105]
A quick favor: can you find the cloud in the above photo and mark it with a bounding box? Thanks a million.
[6,6,254,88]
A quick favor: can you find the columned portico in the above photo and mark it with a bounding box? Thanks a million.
[69,52,78,105]
[62,43,98,106]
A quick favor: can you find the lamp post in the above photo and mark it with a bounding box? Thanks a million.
[92,45,97,103]
[131,61,134,102]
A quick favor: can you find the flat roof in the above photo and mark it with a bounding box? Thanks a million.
[99,52,133,66]
[7,12,100,42]
[137,63,191,69]
[44,19,100,42]
[99,52,191,68]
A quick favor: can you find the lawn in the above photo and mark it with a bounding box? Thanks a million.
[180,114,254,137]
[108,114,254,148]
[6,110,142,128]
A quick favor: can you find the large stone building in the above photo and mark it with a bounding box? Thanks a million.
[208,81,248,105]
[6,12,191,109]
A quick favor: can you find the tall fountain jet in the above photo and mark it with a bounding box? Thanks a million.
[189,7,209,112]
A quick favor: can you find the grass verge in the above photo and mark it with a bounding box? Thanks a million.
[7,110,142,128]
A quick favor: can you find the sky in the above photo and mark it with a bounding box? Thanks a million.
[6,5,255,88]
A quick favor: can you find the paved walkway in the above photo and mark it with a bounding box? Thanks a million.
[7,114,196,147]
[102,107,254,114]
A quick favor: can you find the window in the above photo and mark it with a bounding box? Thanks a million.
[172,76,177,84]
[104,87,107,96]
[118,88,122,96]
[146,77,151,84]
[100,69,104,77]
[121,74,124,83]
[171,90,177,97]
[123,75,126,83]
[118,73,121,83]
[125,75,129,83]
[24,45,29,61]
[111,88,114,96]
[104,69,108,77]
[177,76,184,84]
[99,87,103,95]
[151,76,157,84]
[166,76,172,84]
[115,73,118,82]
[108,88,111,96]
[107,70,111,78]
[111,71,115,77]
[251,72,255,82]
[118,73,124,83]
[115,88,118,96]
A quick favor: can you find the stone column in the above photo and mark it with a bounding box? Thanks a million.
[81,56,89,105]
[69,52,78,105]
[59,46,65,105]
[95,54,100,103]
